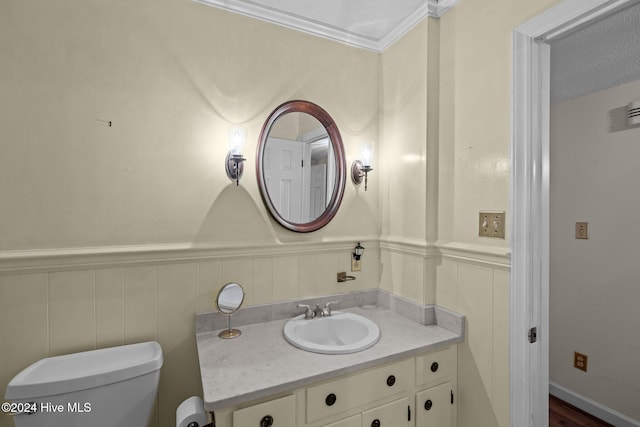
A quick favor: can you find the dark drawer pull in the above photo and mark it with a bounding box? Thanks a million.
[325,393,337,406]
[424,399,433,411]
[371,419,381,427]
[386,375,396,386]
[431,362,439,373]
[260,415,273,427]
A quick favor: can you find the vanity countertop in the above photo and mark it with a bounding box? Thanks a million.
[196,305,464,411]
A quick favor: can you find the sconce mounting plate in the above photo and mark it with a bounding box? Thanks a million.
[225,152,245,184]
[351,160,373,190]
[351,160,364,185]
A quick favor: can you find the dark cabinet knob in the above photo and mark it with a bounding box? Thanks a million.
[431,362,439,373]
[371,419,381,427]
[325,393,337,406]
[386,375,396,386]
[424,399,433,411]
[260,415,273,427]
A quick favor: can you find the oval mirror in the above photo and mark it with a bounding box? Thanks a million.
[256,100,346,232]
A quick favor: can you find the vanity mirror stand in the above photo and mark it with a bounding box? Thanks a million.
[216,282,245,339]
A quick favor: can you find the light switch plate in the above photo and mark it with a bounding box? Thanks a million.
[351,257,362,272]
[479,211,506,238]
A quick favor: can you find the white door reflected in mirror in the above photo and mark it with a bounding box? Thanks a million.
[264,113,336,224]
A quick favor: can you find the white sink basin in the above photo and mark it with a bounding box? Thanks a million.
[283,311,380,354]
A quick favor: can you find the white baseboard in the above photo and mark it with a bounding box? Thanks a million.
[549,382,640,427]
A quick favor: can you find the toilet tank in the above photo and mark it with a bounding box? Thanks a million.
[5,341,163,427]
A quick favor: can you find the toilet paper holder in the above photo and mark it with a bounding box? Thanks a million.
[177,396,212,427]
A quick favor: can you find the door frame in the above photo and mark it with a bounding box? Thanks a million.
[510,0,636,425]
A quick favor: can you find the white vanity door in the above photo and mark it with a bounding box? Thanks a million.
[415,382,452,426]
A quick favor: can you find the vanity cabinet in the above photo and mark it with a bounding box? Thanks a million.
[414,345,457,427]
[232,395,296,427]
[415,382,452,426]
[320,397,410,427]
[322,414,361,427]
[307,358,413,423]
[212,345,457,427]
[361,397,411,427]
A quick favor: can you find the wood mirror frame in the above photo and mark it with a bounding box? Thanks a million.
[256,100,346,233]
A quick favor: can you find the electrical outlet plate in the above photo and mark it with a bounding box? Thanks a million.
[575,222,589,239]
[574,351,588,372]
[479,211,506,238]
[351,257,362,272]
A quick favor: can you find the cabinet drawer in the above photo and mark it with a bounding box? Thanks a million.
[361,397,410,427]
[415,346,456,387]
[306,358,414,423]
[321,414,361,427]
[233,395,296,427]
[415,382,452,426]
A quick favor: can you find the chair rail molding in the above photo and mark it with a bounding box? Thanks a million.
[0,237,379,274]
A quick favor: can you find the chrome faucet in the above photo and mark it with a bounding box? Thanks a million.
[313,304,325,318]
[297,304,314,319]
[297,300,339,319]
[323,300,338,317]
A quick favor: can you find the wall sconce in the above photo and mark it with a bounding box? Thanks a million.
[351,143,374,191]
[353,242,365,260]
[225,127,247,186]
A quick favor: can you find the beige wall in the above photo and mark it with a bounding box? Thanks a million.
[1,0,586,427]
[436,1,563,425]
[0,249,380,427]
[0,0,380,251]
[550,79,640,420]
[378,18,432,305]
[0,2,380,427]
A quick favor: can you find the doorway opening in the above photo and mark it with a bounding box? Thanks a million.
[510,1,639,426]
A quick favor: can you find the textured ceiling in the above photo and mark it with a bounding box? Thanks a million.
[193,0,456,52]
[550,2,640,103]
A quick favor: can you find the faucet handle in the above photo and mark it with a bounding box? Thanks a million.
[324,300,339,317]
[297,304,314,319]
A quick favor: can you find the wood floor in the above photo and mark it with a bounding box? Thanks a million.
[549,395,614,427]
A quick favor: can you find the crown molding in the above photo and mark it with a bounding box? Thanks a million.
[429,0,459,18]
[193,0,458,53]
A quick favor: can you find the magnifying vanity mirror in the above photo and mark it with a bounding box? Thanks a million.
[256,100,346,232]
[215,282,245,339]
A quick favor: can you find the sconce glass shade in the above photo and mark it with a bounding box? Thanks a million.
[360,143,373,167]
[353,242,365,260]
[228,127,247,155]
